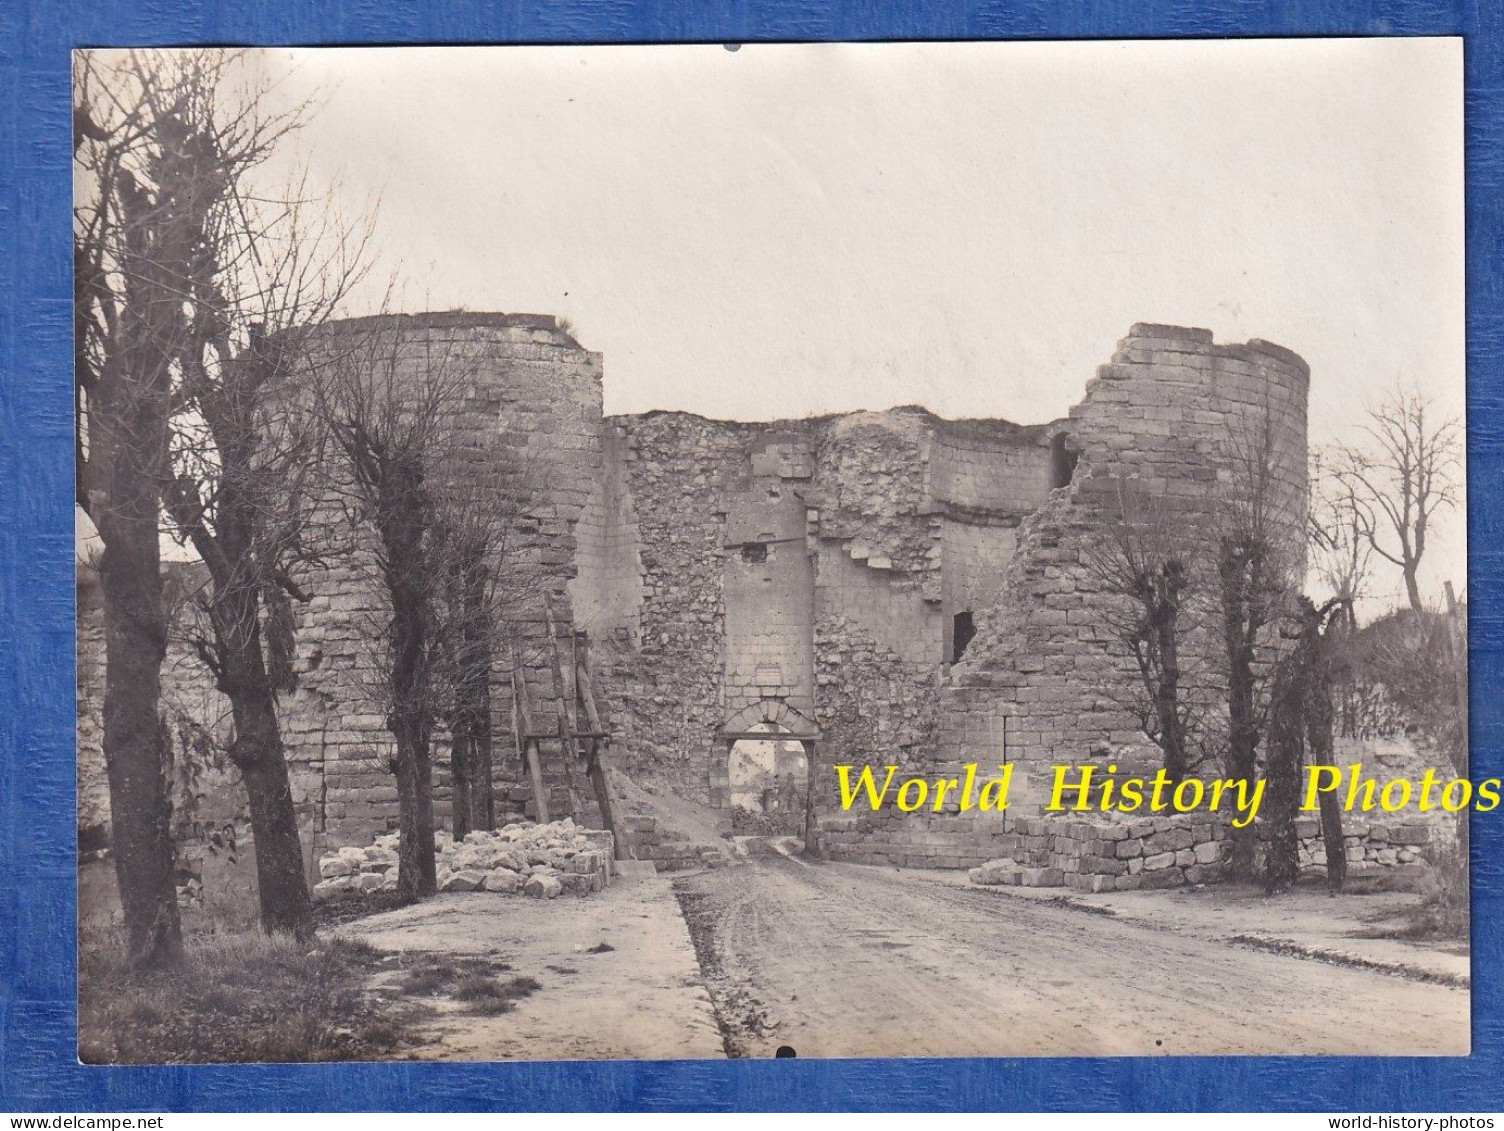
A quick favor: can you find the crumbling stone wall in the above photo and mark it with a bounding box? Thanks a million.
[572,425,645,646]
[589,412,744,805]
[823,324,1332,881]
[593,405,1062,817]
[278,313,606,853]
[82,314,1461,899]
[945,324,1309,784]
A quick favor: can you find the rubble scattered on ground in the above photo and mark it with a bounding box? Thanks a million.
[314,819,614,901]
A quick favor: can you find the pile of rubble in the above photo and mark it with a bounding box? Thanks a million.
[314,818,615,901]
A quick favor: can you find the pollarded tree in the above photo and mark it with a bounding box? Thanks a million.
[79,48,374,943]
[1304,602,1348,891]
[1215,402,1301,877]
[1085,482,1212,784]
[76,50,236,967]
[430,439,544,840]
[1264,596,1345,894]
[318,329,448,898]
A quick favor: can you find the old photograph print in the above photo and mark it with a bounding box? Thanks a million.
[73,40,1469,1061]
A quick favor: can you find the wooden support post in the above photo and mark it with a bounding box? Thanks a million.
[511,665,549,824]
[543,595,579,812]
[576,660,624,858]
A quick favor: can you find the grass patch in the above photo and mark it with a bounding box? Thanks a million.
[398,965,458,995]
[454,974,541,1002]
[463,996,517,1016]
[1396,849,1469,941]
[456,975,542,1016]
[585,942,615,954]
[79,927,423,1064]
[501,975,542,998]
[384,954,532,1019]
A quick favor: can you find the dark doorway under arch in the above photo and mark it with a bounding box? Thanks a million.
[1051,432,1079,489]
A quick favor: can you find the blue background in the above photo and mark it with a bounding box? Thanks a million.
[1,0,1499,1113]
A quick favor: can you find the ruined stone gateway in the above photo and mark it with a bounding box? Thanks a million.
[78,314,1447,901]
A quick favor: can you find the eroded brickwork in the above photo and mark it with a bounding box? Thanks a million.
[78,315,1457,896]
[278,313,607,854]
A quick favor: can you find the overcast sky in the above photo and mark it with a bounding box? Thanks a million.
[239,39,1465,606]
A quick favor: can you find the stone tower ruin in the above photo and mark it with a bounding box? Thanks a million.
[80,315,1342,899]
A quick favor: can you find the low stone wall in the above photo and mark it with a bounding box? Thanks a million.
[828,804,1451,893]
[982,812,1231,891]
[315,819,615,900]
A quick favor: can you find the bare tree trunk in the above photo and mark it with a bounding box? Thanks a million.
[1264,664,1304,895]
[392,716,438,898]
[95,371,182,969]
[463,559,494,833]
[1404,564,1423,615]
[450,729,473,841]
[86,141,199,970]
[1152,569,1187,783]
[218,625,312,937]
[178,399,315,939]
[232,710,314,938]
[469,706,494,833]
[1305,642,1346,891]
[1316,791,1347,891]
[99,538,182,968]
[415,739,437,889]
[393,749,424,900]
[445,552,471,841]
[447,553,495,839]
[388,547,438,897]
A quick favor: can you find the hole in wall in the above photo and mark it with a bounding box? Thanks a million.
[952,611,976,663]
[741,542,768,564]
[1051,432,1079,489]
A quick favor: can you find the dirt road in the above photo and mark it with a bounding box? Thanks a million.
[675,843,1469,1058]
[340,866,724,1060]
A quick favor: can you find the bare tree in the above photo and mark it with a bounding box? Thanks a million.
[1309,451,1373,739]
[160,203,371,939]
[1215,404,1299,876]
[430,445,543,839]
[75,50,236,967]
[1264,596,1344,894]
[1334,388,1461,614]
[1305,603,1348,891]
[1085,482,1210,783]
[78,49,373,943]
[441,542,495,839]
[316,327,469,898]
